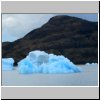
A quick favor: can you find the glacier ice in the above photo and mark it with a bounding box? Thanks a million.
[2,58,14,70]
[18,50,81,74]
[29,51,49,66]
[86,63,98,66]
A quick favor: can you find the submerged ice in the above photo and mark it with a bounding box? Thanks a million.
[2,58,14,70]
[18,50,81,74]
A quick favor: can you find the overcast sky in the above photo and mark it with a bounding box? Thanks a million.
[2,14,98,42]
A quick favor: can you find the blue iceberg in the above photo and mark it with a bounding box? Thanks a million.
[18,50,81,74]
[2,58,14,70]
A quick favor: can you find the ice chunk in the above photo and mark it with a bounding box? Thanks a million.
[18,50,81,74]
[2,58,14,70]
[28,51,49,65]
[18,59,35,74]
[86,63,98,66]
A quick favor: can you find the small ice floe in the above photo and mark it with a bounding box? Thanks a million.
[85,63,98,66]
[18,50,82,74]
[2,58,14,71]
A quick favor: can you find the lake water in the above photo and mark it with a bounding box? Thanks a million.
[2,65,98,86]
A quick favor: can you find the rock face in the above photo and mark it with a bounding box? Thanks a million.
[2,15,98,65]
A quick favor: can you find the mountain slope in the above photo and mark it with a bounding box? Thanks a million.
[2,15,98,65]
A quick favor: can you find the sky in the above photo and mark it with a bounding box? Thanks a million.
[2,14,98,42]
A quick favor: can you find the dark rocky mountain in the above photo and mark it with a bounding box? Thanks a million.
[2,42,10,46]
[2,15,98,65]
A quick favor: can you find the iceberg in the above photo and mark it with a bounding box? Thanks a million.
[18,50,81,74]
[2,58,14,70]
[86,63,98,66]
